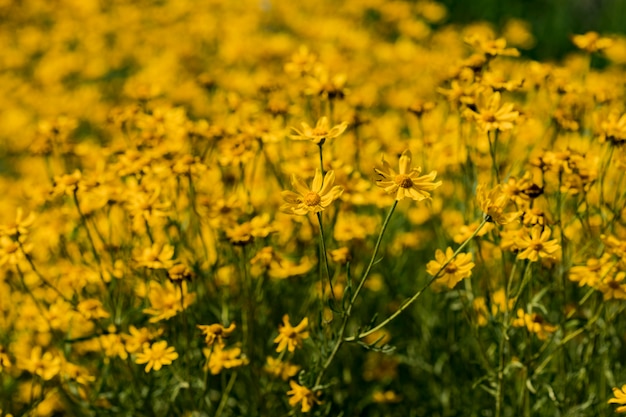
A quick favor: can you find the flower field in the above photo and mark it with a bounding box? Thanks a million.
[2,1,626,416]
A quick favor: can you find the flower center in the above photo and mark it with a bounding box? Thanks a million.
[312,128,328,137]
[304,192,321,206]
[394,174,413,188]
[531,242,544,252]
[482,112,497,123]
[444,263,458,274]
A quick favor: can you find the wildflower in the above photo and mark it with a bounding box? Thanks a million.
[515,225,560,262]
[264,356,300,380]
[598,272,626,301]
[123,326,162,354]
[426,247,475,289]
[281,169,343,216]
[571,31,613,53]
[372,390,402,403]
[465,34,520,57]
[287,380,321,413]
[203,344,248,374]
[290,117,348,145]
[143,281,195,323]
[20,346,61,380]
[167,263,193,282]
[512,309,557,340]
[465,90,519,132]
[598,110,626,145]
[135,242,175,269]
[274,315,309,353]
[477,184,520,225]
[52,170,82,196]
[77,299,110,320]
[609,385,626,413]
[197,322,236,346]
[135,340,178,372]
[0,208,36,238]
[0,345,12,372]
[375,150,441,201]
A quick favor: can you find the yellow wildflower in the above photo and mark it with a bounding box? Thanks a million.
[290,116,348,145]
[135,340,178,373]
[287,380,321,413]
[426,247,475,289]
[281,169,343,215]
[465,90,519,132]
[203,344,248,375]
[20,346,61,381]
[512,309,557,340]
[477,184,520,225]
[609,385,626,413]
[135,242,175,269]
[515,225,560,262]
[274,315,309,353]
[374,150,441,201]
[197,323,236,346]
[264,356,300,380]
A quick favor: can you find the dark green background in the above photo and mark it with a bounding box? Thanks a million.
[440,0,626,60]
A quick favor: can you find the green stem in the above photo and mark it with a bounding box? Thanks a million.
[348,216,488,341]
[318,143,325,177]
[215,371,238,417]
[313,200,398,388]
[316,212,334,299]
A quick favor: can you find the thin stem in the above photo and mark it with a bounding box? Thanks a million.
[348,216,488,341]
[316,212,334,299]
[318,143,325,177]
[73,191,101,265]
[313,200,398,388]
[215,371,238,417]
[488,130,501,185]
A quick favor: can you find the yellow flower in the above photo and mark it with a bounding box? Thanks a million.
[374,150,441,201]
[426,247,475,289]
[465,90,519,132]
[609,385,626,413]
[287,380,320,413]
[197,323,236,346]
[572,31,613,53]
[281,169,343,215]
[512,309,557,340]
[0,208,36,238]
[515,225,560,262]
[203,344,248,374]
[477,184,520,225]
[290,116,348,145]
[274,315,309,353]
[20,346,61,381]
[135,242,175,269]
[143,281,195,323]
[264,356,300,380]
[135,340,178,373]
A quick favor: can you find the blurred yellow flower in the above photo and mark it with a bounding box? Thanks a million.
[274,315,309,353]
[287,380,320,413]
[477,184,520,225]
[426,247,475,289]
[203,344,248,375]
[290,117,348,145]
[375,150,441,201]
[135,340,178,373]
[197,323,236,346]
[609,385,626,413]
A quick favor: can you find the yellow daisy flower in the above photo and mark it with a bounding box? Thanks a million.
[375,149,441,202]
[135,340,178,373]
[281,169,343,216]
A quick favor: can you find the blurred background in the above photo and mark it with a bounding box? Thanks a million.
[440,0,626,60]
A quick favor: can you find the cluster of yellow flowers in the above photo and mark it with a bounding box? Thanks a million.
[1,0,626,415]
